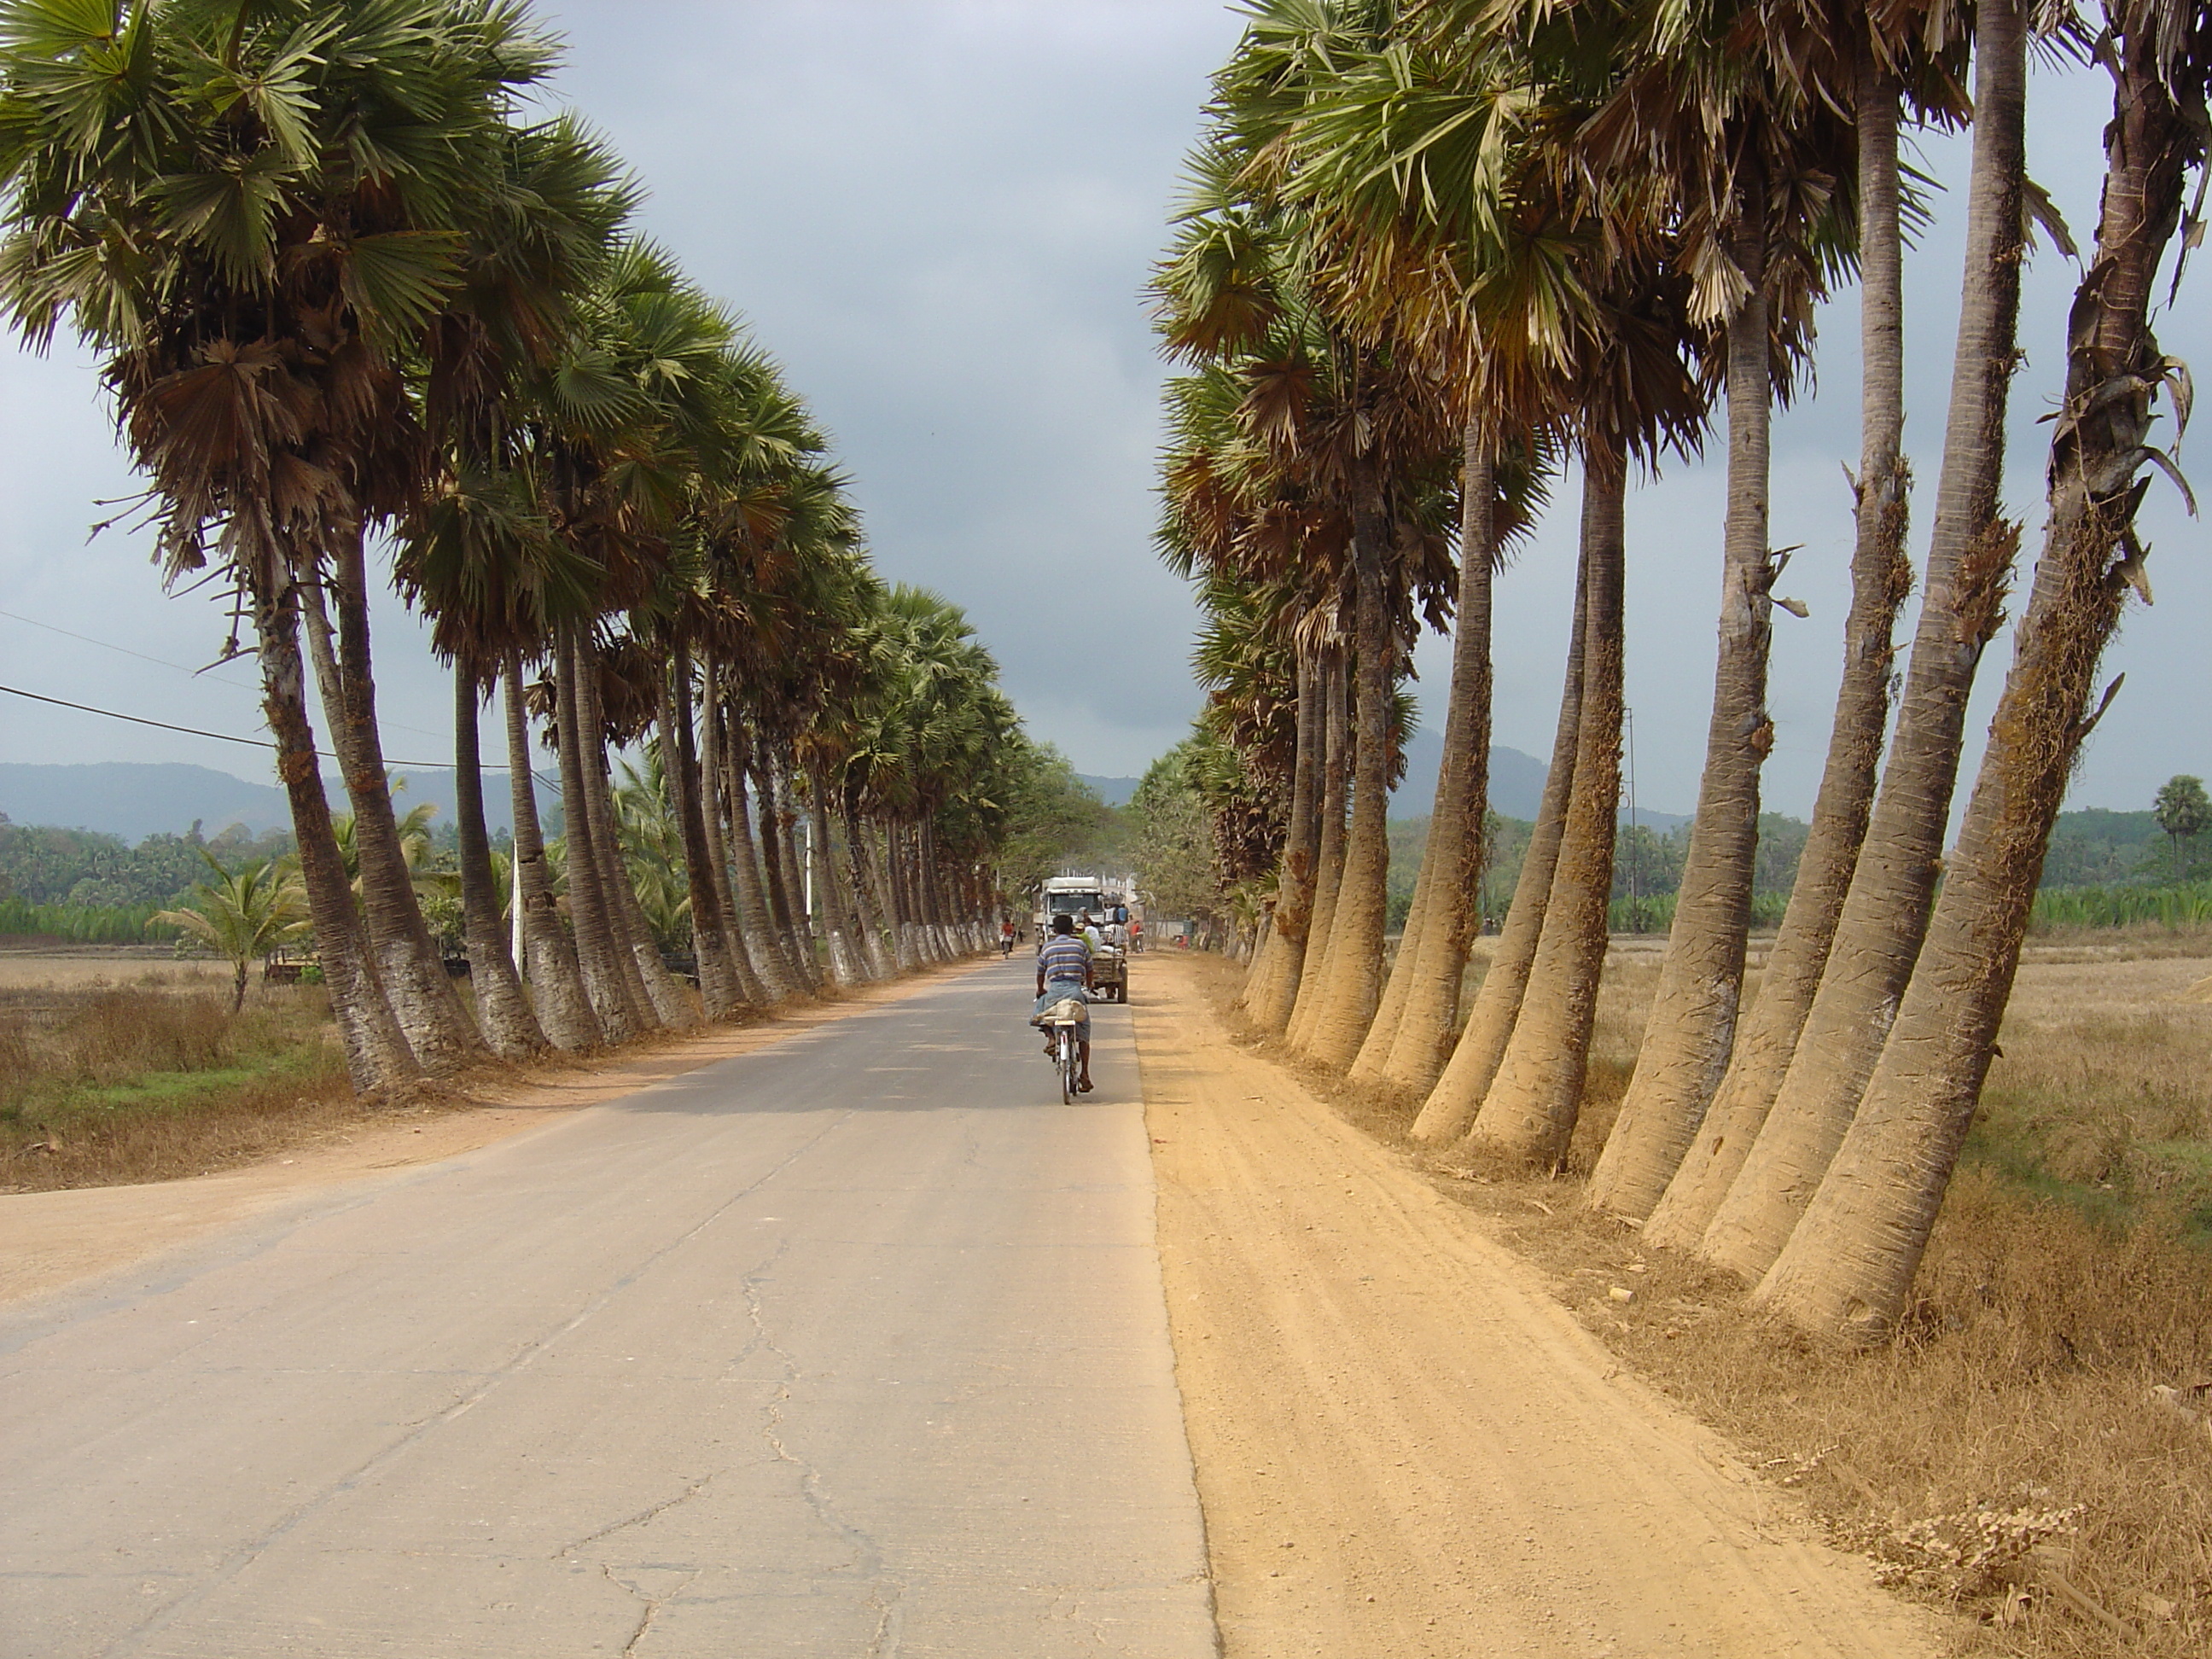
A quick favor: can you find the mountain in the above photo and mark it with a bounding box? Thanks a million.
[0,762,294,841]
[0,760,535,842]
[1391,736,1691,830]
[1079,774,1142,808]
[1392,736,1550,819]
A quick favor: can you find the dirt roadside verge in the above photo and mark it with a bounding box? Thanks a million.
[1133,953,1956,1658]
[0,959,985,1309]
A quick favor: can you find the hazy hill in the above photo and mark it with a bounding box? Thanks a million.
[0,760,536,841]
[1078,774,1141,808]
[0,762,294,841]
[1389,736,1696,827]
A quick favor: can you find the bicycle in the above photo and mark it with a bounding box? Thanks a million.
[1038,994,1086,1104]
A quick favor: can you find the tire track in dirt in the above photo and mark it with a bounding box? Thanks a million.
[1133,955,1954,1657]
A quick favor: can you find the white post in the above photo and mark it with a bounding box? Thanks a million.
[510,840,526,978]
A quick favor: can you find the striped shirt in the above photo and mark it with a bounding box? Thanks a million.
[1038,934,1091,987]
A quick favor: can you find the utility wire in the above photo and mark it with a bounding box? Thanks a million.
[0,605,261,691]
[0,680,562,794]
[0,603,467,752]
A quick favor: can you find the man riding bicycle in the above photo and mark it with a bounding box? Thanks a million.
[1032,912,1094,1093]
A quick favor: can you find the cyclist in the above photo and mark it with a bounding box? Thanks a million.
[1032,912,1094,1093]
[1000,917,1017,957]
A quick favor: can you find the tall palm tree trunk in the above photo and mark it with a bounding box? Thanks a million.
[720,718,799,1001]
[1354,835,1437,1080]
[1464,451,1626,1167]
[574,643,694,1028]
[888,822,924,972]
[503,652,599,1050]
[845,800,896,980]
[1286,649,1351,1050]
[807,764,864,987]
[1410,542,1588,1145]
[918,820,953,959]
[1697,0,2030,1280]
[755,751,818,991]
[453,667,548,1060]
[304,539,489,1073]
[1249,649,1324,1032]
[552,626,649,1039]
[1359,428,1499,1093]
[1645,56,1912,1249]
[1303,504,1397,1069]
[1590,205,1777,1217]
[1241,645,1313,1022]
[253,561,418,1091]
[696,673,767,1007]
[1755,15,2203,1344]
[661,649,744,1019]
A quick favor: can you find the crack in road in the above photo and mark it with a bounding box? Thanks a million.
[602,1561,702,1657]
[559,1470,726,1560]
[102,1108,861,1657]
[742,1239,910,1657]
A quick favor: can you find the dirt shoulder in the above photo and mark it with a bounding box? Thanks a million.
[1132,953,1955,1659]
[0,961,981,1309]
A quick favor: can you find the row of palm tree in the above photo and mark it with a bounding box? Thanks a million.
[1158,0,2207,1346]
[0,1,1045,1089]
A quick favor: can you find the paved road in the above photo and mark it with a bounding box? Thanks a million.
[0,959,1214,1657]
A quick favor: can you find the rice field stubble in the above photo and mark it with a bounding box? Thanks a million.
[0,966,356,1192]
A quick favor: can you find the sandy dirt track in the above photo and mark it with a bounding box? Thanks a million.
[0,962,973,1309]
[1133,954,1954,1658]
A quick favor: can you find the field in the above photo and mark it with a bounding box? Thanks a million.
[0,952,354,1192]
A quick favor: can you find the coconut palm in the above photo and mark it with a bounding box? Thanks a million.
[155,851,313,1014]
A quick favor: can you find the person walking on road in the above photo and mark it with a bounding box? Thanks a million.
[1000,918,1017,957]
[1032,913,1094,1092]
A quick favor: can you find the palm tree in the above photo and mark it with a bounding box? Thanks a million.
[2154,776,2210,876]
[1567,0,1858,1218]
[501,647,601,1050]
[397,115,636,1056]
[1642,11,1965,1249]
[1755,0,2212,1345]
[0,0,564,1088]
[1155,98,1461,1073]
[155,852,312,1014]
[1238,15,1572,1095]
[1156,364,1343,1033]
[1697,0,2039,1279]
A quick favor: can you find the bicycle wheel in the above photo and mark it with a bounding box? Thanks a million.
[1058,1029,1077,1104]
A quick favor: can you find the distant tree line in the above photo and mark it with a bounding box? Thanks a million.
[0,815,294,911]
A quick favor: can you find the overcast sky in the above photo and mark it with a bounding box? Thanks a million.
[0,3,2203,820]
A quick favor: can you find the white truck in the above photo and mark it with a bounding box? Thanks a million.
[1033,875,1138,1001]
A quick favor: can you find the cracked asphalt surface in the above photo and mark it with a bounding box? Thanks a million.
[0,958,1214,1656]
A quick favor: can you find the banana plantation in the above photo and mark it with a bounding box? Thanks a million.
[0,3,1051,1087]
[1153,0,2209,1347]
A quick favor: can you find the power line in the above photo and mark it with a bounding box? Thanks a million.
[0,606,261,691]
[0,680,561,794]
[0,604,469,751]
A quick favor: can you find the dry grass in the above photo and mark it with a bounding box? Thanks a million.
[1196,941,2212,1657]
[0,972,356,1191]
